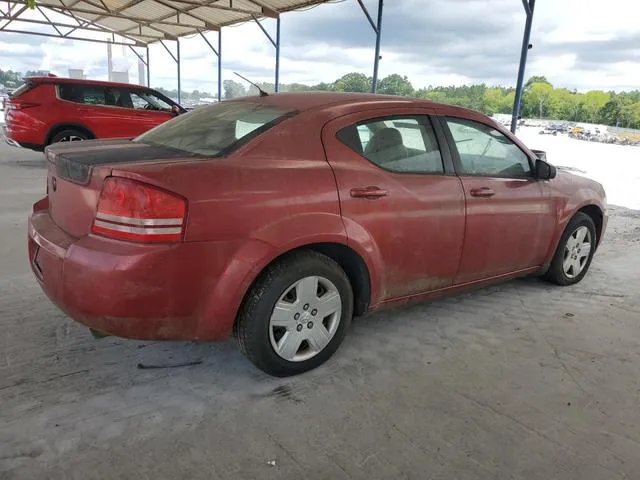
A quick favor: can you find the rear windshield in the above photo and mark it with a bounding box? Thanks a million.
[8,81,34,97]
[134,101,295,156]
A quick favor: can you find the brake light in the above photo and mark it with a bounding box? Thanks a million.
[91,177,186,243]
[10,101,40,110]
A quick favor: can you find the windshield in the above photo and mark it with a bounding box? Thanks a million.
[135,101,294,156]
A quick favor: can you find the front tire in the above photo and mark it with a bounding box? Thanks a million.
[235,251,353,377]
[544,212,597,286]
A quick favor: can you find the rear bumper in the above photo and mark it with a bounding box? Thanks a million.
[3,125,44,151]
[28,199,248,341]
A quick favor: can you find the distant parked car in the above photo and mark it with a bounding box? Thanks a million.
[3,75,185,151]
[28,92,607,376]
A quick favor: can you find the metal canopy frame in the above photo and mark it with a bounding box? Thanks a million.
[511,0,536,133]
[1,0,535,127]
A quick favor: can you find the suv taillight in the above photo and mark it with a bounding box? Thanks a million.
[92,177,186,243]
[10,101,40,110]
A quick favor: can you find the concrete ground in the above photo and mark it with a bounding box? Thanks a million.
[1,140,640,480]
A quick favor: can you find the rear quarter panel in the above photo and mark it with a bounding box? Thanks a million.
[110,112,349,336]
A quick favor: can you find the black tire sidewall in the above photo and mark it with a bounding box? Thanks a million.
[50,129,88,144]
[548,212,597,286]
[239,253,353,377]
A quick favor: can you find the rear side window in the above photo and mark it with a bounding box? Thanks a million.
[58,84,107,105]
[337,116,444,174]
[135,101,295,156]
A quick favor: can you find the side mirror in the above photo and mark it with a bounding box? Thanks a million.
[535,159,557,180]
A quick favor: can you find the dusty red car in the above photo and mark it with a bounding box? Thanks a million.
[28,92,607,376]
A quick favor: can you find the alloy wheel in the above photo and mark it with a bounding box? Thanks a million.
[269,276,342,362]
[562,226,592,279]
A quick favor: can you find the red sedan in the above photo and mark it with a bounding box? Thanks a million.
[28,92,607,376]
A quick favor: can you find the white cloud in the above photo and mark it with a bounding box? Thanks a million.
[1,0,639,94]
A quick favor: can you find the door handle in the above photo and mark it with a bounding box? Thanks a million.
[470,187,495,198]
[350,186,388,199]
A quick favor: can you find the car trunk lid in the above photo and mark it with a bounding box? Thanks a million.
[45,140,195,238]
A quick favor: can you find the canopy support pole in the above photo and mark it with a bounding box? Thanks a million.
[146,46,150,87]
[253,11,281,93]
[127,45,150,87]
[177,38,181,103]
[159,39,181,103]
[356,0,384,93]
[218,29,222,100]
[511,0,536,133]
[199,29,223,101]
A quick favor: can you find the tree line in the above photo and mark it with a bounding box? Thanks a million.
[223,73,640,129]
[3,68,639,129]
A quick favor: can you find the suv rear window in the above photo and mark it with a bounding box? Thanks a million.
[135,101,295,156]
[8,81,34,97]
[58,84,106,105]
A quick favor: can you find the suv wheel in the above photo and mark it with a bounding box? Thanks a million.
[236,251,353,377]
[50,129,89,144]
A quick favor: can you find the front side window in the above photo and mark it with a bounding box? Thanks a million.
[135,101,294,156]
[130,90,173,112]
[337,116,444,174]
[446,117,532,177]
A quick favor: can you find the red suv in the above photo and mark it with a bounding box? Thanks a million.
[3,76,184,151]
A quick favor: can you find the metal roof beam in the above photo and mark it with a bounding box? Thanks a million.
[159,39,177,62]
[128,44,148,66]
[0,4,27,30]
[356,0,377,33]
[198,29,218,56]
[37,5,64,36]
[45,5,199,29]
[0,27,140,45]
[252,16,275,47]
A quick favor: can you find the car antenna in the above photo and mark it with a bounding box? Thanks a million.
[233,72,269,97]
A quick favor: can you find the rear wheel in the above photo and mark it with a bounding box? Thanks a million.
[50,129,89,144]
[235,251,353,377]
[544,212,597,286]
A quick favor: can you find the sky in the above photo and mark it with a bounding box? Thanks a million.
[1,0,639,96]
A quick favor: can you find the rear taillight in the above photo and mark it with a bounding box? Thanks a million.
[10,101,40,110]
[91,177,186,243]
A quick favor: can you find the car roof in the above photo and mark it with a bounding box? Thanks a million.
[26,76,151,90]
[227,91,481,118]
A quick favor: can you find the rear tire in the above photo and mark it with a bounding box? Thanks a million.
[50,129,89,144]
[235,251,353,377]
[544,212,597,286]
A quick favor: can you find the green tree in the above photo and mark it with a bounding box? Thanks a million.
[223,79,246,99]
[310,82,334,91]
[377,74,414,96]
[483,87,514,115]
[525,75,552,90]
[334,72,371,93]
[524,82,554,118]
[582,91,610,123]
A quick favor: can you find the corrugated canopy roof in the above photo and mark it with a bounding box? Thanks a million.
[1,0,335,45]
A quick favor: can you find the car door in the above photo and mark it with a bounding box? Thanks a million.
[440,116,557,284]
[323,110,466,302]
